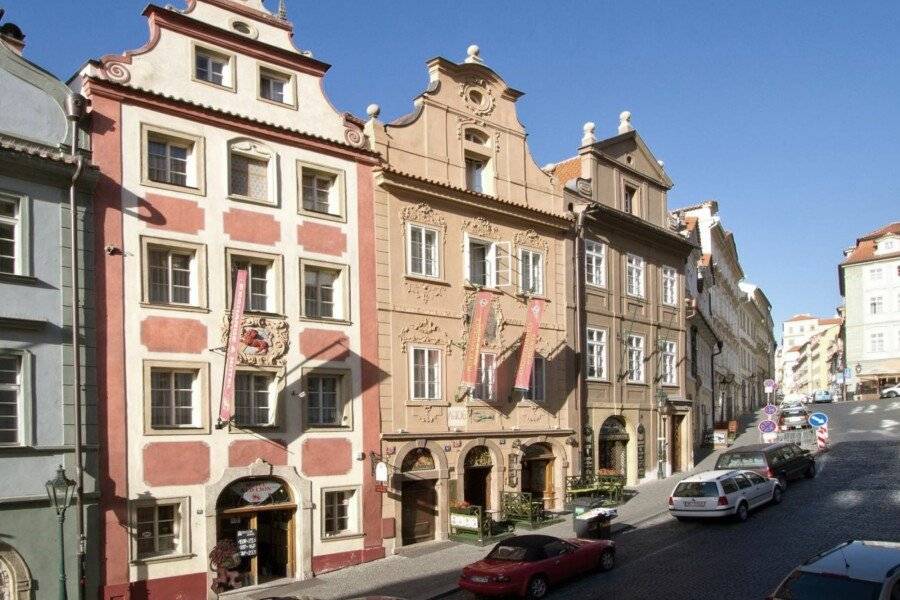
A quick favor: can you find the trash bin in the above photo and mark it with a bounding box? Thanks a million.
[571,497,617,539]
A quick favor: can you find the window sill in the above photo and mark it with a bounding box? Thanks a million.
[298,207,346,224]
[625,294,646,302]
[405,400,449,407]
[140,302,210,314]
[141,178,205,197]
[228,423,284,434]
[404,274,450,286]
[585,282,607,291]
[586,377,610,383]
[516,292,549,302]
[298,316,352,326]
[227,193,278,208]
[0,273,38,286]
[192,75,236,93]
[321,532,365,542]
[662,383,680,388]
[243,310,287,320]
[132,552,195,566]
[625,381,648,387]
[304,424,353,432]
[144,426,210,436]
[258,95,298,111]
[462,283,501,293]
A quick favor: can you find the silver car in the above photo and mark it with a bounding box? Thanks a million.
[668,469,782,522]
[779,406,810,430]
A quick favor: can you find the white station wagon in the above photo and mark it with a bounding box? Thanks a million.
[668,469,782,522]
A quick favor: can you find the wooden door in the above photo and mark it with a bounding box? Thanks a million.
[464,467,491,511]
[401,480,436,545]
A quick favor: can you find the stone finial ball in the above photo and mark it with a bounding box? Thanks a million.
[366,104,381,119]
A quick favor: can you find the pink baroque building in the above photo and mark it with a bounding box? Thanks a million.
[73,1,383,597]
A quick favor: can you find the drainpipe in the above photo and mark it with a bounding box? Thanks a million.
[573,207,586,474]
[711,340,723,426]
[65,93,87,600]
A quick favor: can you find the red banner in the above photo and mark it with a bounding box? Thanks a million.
[460,291,494,388]
[514,298,546,391]
[218,269,247,427]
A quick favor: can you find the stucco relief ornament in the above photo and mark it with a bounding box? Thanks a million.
[523,404,545,422]
[458,65,495,116]
[220,315,289,367]
[463,217,500,240]
[399,319,453,354]
[513,229,550,253]
[412,404,441,424]
[400,203,447,232]
[102,61,131,84]
[404,280,446,303]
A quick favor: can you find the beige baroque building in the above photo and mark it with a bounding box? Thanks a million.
[363,46,577,550]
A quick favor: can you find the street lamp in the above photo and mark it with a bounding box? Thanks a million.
[45,465,76,600]
[656,389,668,480]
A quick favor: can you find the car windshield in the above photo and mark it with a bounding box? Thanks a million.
[716,453,766,468]
[486,544,530,561]
[774,571,882,599]
[673,481,719,497]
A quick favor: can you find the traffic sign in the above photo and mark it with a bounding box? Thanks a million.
[808,412,828,428]
[764,404,777,415]
[758,420,777,434]
[764,379,776,393]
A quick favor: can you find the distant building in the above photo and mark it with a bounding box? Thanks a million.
[839,221,900,396]
[776,314,839,394]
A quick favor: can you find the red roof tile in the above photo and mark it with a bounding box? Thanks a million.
[842,221,900,265]
[785,314,816,322]
[551,158,581,191]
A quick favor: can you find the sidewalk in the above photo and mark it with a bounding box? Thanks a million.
[239,412,767,600]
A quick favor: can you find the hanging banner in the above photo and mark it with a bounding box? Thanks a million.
[514,298,546,391]
[460,291,494,388]
[218,269,248,427]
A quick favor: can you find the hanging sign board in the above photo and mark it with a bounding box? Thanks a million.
[514,298,546,391]
[218,269,248,427]
[234,480,282,504]
[460,291,495,388]
[236,529,258,557]
[374,461,388,483]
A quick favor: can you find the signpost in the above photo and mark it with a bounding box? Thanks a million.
[758,420,777,434]
[764,404,777,416]
[816,424,829,450]
[808,412,828,428]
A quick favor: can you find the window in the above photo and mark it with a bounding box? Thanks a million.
[260,69,289,104]
[306,374,340,426]
[0,355,21,445]
[225,249,281,313]
[234,372,274,427]
[465,236,510,288]
[626,335,645,382]
[584,240,606,287]
[473,352,496,401]
[323,489,358,537]
[302,263,347,320]
[149,369,198,428]
[0,195,19,275]
[662,340,677,385]
[870,332,884,352]
[662,267,677,305]
[519,248,544,295]
[142,125,204,193]
[134,500,187,560]
[626,255,645,298]
[230,154,268,201]
[870,267,883,280]
[721,479,738,494]
[411,347,441,400]
[623,185,637,214]
[870,296,883,315]
[465,157,486,193]
[148,248,194,305]
[524,355,546,402]
[194,49,229,87]
[299,164,346,219]
[586,328,607,380]
[407,224,439,277]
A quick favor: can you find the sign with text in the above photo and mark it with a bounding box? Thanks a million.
[234,480,282,504]
[514,298,546,391]
[218,269,248,427]
[236,529,257,557]
[450,513,479,531]
[460,291,494,388]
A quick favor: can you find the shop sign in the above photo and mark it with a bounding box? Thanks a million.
[236,529,257,557]
[218,269,248,427]
[713,429,728,446]
[448,405,468,428]
[460,291,495,388]
[450,513,479,530]
[235,481,282,504]
[514,298,546,390]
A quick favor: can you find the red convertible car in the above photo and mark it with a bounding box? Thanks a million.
[458,534,616,598]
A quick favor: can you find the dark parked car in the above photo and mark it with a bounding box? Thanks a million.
[714,443,815,489]
[459,534,615,598]
[768,540,900,599]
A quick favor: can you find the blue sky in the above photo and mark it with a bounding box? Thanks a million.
[5,0,898,341]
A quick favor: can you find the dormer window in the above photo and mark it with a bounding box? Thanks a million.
[463,128,492,194]
[465,158,486,193]
[623,184,637,215]
[259,66,295,107]
[193,47,233,89]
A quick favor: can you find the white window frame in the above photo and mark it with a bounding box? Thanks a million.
[473,352,496,402]
[321,487,361,539]
[662,266,678,306]
[233,370,276,428]
[626,254,645,298]
[148,368,200,429]
[302,368,352,429]
[870,296,883,315]
[519,248,544,295]
[465,156,487,193]
[131,497,190,562]
[410,346,441,401]
[141,124,205,195]
[298,162,346,222]
[870,332,885,353]
[0,191,30,277]
[870,267,883,280]
[584,239,606,288]
[406,223,440,278]
[586,328,607,381]
[662,340,677,385]
[147,247,196,306]
[192,44,234,90]
[140,236,207,310]
[228,140,277,206]
[626,335,645,383]
[143,360,209,435]
[258,64,296,108]
[464,234,511,288]
[524,355,546,402]
[300,259,349,322]
[0,351,31,447]
[228,251,280,314]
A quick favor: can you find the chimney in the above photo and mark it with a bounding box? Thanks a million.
[0,11,26,56]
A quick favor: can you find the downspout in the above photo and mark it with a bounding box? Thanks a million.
[573,208,586,474]
[711,340,723,424]
[65,93,87,600]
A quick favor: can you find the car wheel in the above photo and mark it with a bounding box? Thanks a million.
[771,486,783,505]
[804,462,816,479]
[598,549,615,572]
[525,575,549,600]
[735,502,749,522]
[888,391,898,398]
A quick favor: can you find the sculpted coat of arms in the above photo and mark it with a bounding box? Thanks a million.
[220,315,289,367]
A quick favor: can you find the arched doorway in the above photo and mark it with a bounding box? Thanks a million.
[520,443,555,507]
[463,446,493,511]
[214,477,295,590]
[598,416,629,476]
[401,448,437,546]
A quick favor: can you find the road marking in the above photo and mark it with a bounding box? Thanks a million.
[865,404,878,413]
[886,402,900,412]
[832,490,864,507]
[881,419,898,432]
[617,527,708,571]
[850,405,863,415]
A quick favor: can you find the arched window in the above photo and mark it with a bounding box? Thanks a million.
[401,448,435,472]
[598,416,629,475]
[464,129,488,145]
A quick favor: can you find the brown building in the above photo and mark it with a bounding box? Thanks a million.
[555,113,696,486]
[363,46,577,551]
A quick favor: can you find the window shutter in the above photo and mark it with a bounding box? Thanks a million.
[495,241,511,287]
